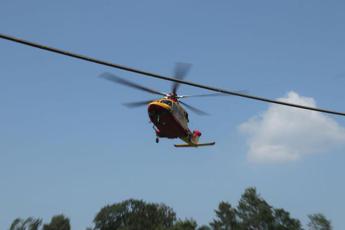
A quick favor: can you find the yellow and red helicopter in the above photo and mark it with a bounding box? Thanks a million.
[101,63,221,147]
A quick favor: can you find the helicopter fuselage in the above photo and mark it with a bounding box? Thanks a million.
[148,98,194,139]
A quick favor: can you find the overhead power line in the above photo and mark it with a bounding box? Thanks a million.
[0,33,344,117]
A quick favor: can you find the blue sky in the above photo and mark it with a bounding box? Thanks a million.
[1,0,345,229]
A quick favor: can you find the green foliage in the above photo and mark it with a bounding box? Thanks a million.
[43,214,71,230]
[7,188,332,230]
[93,199,176,230]
[209,187,303,230]
[9,217,42,230]
[210,201,238,230]
[236,187,274,229]
[273,208,302,230]
[307,213,332,230]
[170,219,198,230]
[197,226,211,230]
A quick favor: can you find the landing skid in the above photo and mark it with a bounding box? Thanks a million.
[174,142,215,148]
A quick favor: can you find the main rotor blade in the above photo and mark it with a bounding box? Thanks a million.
[172,63,192,95]
[179,90,248,99]
[179,101,209,116]
[100,72,166,96]
[1,33,345,117]
[123,100,154,108]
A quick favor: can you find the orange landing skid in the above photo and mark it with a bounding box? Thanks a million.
[174,142,216,148]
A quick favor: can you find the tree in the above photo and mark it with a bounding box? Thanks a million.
[9,217,42,230]
[43,214,71,230]
[273,208,302,230]
[236,187,274,230]
[93,199,176,230]
[208,188,306,230]
[171,219,198,230]
[307,213,332,230]
[210,201,238,230]
[198,226,211,230]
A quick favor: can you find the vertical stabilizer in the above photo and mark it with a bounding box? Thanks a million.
[192,130,202,144]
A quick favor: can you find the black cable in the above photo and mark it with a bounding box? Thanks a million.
[1,33,344,117]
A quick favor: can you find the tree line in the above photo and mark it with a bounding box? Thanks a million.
[9,187,332,230]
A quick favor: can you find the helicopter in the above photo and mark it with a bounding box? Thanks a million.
[100,63,220,147]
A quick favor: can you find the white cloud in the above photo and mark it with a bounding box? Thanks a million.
[239,91,345,163]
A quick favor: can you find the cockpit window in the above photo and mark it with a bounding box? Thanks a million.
[161,100,172,106]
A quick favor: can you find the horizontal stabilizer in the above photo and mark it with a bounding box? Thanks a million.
[174,142,215,148]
